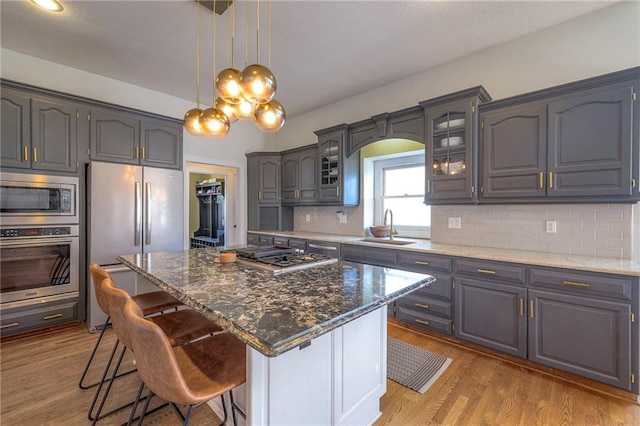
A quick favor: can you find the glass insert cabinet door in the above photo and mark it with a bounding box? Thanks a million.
[425,100,475,202]
[320,139,340,187]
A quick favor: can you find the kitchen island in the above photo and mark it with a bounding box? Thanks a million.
[118,248,434,425]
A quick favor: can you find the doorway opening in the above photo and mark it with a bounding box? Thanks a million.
[184,162,239,248]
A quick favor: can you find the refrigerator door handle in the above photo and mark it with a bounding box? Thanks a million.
[145,182,152,245]
[135,182,142,246]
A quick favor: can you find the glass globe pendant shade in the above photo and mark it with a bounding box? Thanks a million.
[234,97,256,121]
[254,100,286,132]
[214,97,238,123]
[183,108,204,135]
[240,64,277,105]
[200,107,230,138]
[215,68,243,104]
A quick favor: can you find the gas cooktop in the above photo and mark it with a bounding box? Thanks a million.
[231,246,338,275]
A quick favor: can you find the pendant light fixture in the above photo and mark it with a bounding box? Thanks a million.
[215,1,243,105]
[240,0,276,105]
[200,0,229,137]
[252,0,285,131]
[183,0,205,135]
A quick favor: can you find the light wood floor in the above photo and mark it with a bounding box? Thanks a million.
[1,322,639,425]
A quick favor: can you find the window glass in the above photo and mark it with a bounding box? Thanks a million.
[384,166,424,196]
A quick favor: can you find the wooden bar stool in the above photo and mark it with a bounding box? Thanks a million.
[119,299,246,426]
[79,264,185,391]
[87,267,223,424]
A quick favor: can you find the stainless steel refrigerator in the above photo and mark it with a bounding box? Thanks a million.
[87,161,184,331]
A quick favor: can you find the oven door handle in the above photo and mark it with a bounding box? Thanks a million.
[0,238,75,248]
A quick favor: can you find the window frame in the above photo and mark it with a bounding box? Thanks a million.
[373,153,431,239]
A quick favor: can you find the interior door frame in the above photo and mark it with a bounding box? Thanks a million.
[183,156,245,248]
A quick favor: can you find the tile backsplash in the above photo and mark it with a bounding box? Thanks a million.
[293,203,638,261]
[431,204,635,260]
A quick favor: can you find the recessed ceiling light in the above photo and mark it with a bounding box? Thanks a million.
[31,0,64,12]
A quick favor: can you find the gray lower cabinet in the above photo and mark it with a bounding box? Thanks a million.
[341,244,397,267]
[455,277,527,358]
[281,145,317,205]
[0,297,79,337]
[528,289,631,390]
[1,88,78,173]
[247,233,259,245]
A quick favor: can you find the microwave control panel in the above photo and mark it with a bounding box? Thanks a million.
[1,226,72,238]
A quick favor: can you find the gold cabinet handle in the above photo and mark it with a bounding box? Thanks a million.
[258,191,262,200]
[414,260,430,266]
[563,280,590,288]
[548,171,553,189]
[43,313,63,320]
[141,147,145,160]
[414,303,430,309]
[23,146,29,161]
[427,180,431,193]
[0,322,19,329]
[529,300,534,319]
[415,318,430,325]
[135,146,139,159]
[539,172,544,189]
[477,269,496,274]
[33,147,38,162]
[520,298,524,316]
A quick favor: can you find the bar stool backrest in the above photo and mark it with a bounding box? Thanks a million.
[100,278,143,350]
[89,263,112,316]
[122,300,196,405]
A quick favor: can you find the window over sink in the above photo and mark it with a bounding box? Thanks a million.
[373,152,431,239]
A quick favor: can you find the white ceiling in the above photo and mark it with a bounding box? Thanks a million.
[0,0,616,118]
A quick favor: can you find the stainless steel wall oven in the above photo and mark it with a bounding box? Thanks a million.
[0,173,80,336]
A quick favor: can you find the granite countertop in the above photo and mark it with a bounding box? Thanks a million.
[252,231,640,276]
[117,249,434,357]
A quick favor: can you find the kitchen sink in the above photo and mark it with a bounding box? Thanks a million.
[358,238,415,245]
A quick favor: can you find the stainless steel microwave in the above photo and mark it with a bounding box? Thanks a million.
[0,172,78,225]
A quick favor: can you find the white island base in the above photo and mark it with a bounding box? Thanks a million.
[209,306,388,425]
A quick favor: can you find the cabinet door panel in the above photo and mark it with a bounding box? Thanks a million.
[388,111,424,142]
[31,97,77,172]
[548,85,633,197]
[280,153,298,203]
[455,278,527,358]
[482,103,546,198]
[528,289,631,390]
[140,120,182,169]
[1,89,30,169]
[91,109,139,164]
[258,158,280,203]
[297,149,317,202]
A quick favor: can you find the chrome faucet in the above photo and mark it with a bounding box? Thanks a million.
[383,209,395,240]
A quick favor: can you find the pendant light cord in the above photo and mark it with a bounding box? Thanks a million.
[256,0,260,64]
[212,0,216,103]
[268,0,271,69]
[244,0,248,67]
[196,0,201,107]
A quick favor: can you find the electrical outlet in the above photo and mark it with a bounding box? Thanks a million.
[305,214,311,222]
[546,220,557,233]
[339,214,347,224]
[448,217,461,229]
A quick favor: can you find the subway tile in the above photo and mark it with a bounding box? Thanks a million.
[595,247,623,259]
[570,246,596,257]
[595,228,623,240]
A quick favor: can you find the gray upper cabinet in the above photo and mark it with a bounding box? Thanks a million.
[257,155,281,204]
[547,85,633,198]
[1,88,77,173]
[281,144,317,205]
[140,118,182,170]
[421,87,491,204]
[31,97,78,173]
[481,102,547,199]
[1,88,31,169]
[315,124,360,206]
[91,108,182,169]
[90,108,140,165]
[480,67,639,203]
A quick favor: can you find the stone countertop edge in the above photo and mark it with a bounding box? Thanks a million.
[252,231,640,276]
[117,255,434,357]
